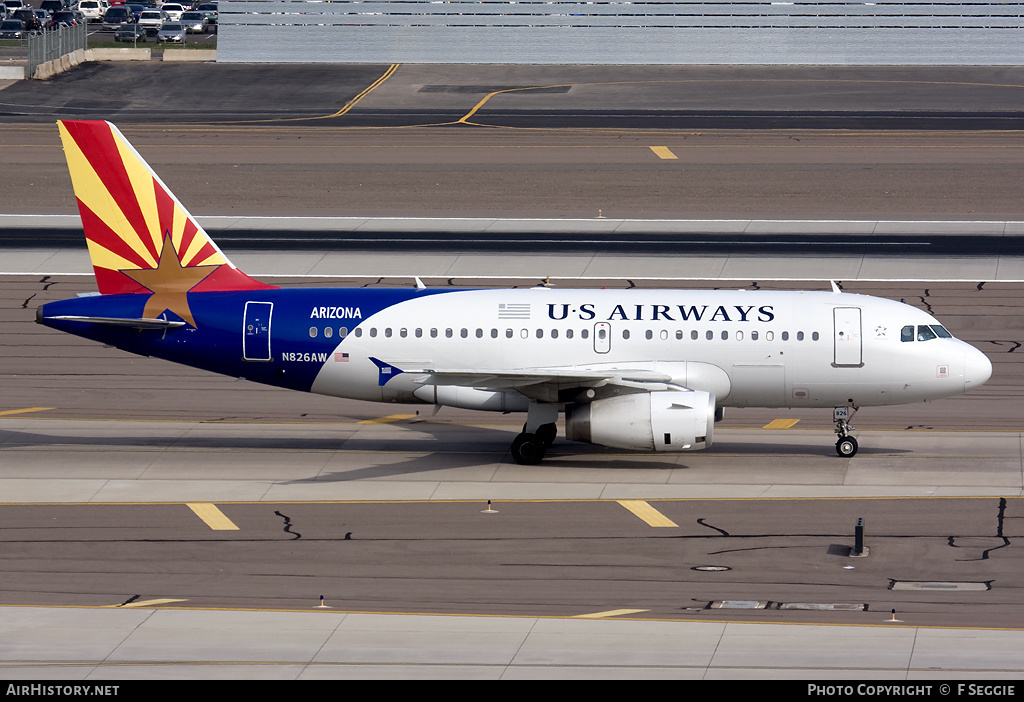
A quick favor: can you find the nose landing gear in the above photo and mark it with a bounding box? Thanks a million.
[834,405,859,457]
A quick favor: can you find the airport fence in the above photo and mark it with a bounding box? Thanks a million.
[27,22,87,79]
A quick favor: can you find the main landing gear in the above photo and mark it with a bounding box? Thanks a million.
[833,405,859,457]
[510,402,558,465]
[510,422,557,465]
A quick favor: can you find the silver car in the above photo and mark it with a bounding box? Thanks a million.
[156,20,184,43]
[0,17,24,38]
[179,10,207,33]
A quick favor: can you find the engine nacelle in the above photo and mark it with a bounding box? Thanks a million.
[565,390,715,452]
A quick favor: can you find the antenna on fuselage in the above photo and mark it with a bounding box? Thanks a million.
[830,280,842,294]
[414,277,426,289]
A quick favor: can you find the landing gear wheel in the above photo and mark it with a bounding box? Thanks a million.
[511,432,546,465]
[535,422,557,447]
[836,436,858,457]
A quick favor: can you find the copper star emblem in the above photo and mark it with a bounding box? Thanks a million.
[120,234,220,328]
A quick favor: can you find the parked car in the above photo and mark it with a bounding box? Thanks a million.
[76,0,108,22]
[2,0,27,13]
[48,9,82,26]
[0,17,24,38]
[178,9,205,32]
[156,20,183,42]
[113,20,145,41]
[101,4,131,27]
[158,2,183,20]
[12,7,41,30]
[136,8,164,33]
[40,0,68,15]
[125,2,144,20]
[195,1,215,24]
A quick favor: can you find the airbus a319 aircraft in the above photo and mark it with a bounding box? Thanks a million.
[37,121,993,464]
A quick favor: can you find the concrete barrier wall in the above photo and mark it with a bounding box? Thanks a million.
[26,47,216,79]
[85,48,152,62]
[0,65,25,79]
[162,49,217,62]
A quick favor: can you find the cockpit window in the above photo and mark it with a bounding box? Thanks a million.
[901,325,914,342]
[917,325,937,342]
[931,325,952,338]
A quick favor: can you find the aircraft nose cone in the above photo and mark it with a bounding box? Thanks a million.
[964,347,992,390]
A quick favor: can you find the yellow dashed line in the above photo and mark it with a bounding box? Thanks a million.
[574,609,650,619]
[650,146,678,159]
[358,414,417,425]
[105,599,189,608]
[617,500,678,527]
[187,503,239,531]
[0,407,54,417]
[763,419,801,429]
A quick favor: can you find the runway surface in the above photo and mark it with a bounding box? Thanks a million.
[2,63,1024,678]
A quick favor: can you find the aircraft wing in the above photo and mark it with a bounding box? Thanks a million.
[368,357,678,401]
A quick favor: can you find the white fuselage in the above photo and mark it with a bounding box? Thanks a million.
[308,288,991,410]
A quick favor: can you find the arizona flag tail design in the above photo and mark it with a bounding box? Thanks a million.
[57,120,275,297]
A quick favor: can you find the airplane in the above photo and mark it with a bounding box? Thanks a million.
[35,120,993,464]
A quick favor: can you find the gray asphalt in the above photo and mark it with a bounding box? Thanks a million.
[2,61,1024,679]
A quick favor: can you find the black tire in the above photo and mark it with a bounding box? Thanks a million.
[836,436,858,457]
[535,422,557,446]
[511,432,546,465]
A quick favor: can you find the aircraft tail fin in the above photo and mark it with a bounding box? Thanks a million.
[57,120,275,295]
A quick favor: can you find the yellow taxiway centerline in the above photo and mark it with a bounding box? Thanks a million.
[187,503,239,531]
[357,414,417,424]
[574,609,651,619]
[763,419,801,429]
[617,500,678,527]
[0,407,54,417]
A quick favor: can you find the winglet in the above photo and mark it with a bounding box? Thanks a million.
[368,357,404,386]
[57,120,276,296]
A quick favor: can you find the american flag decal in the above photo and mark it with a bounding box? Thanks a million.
[335,352,349,362]
[498,303,531,319]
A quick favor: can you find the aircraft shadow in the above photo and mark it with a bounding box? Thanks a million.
[0,421,911,484]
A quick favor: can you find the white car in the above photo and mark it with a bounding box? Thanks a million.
[76,0,107,22]
[137,9,166,34]
[159,2,185,20]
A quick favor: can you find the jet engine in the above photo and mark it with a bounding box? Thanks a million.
[565,390,715,452]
